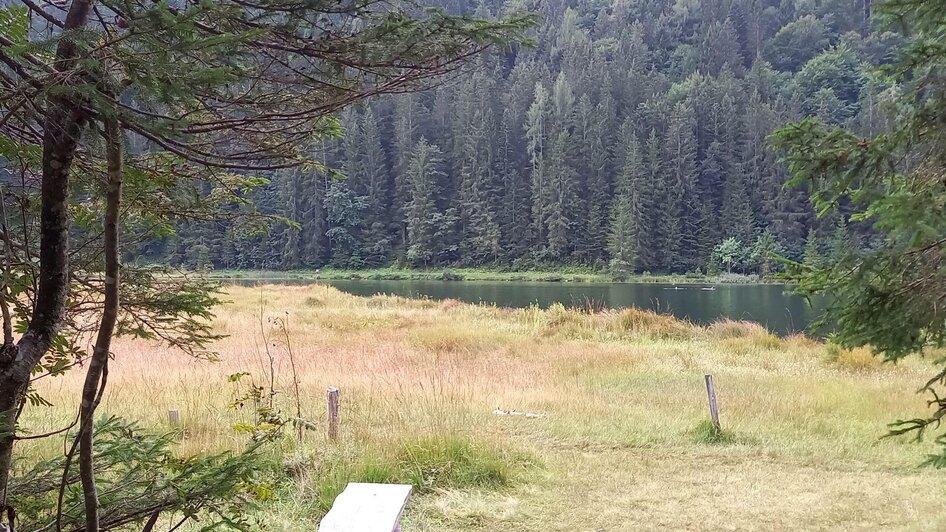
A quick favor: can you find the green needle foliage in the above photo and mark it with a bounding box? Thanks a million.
[0,0,533,527]
[10,417,270,531]
[774,0,946,463]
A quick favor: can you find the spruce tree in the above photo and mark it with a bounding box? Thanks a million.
[664,103,701,273]
[392,94,420,259]
[527,82,551,254]
[720,172,757,245]
[639,129,665,272]
[608,132,642,277]
[359,106,393,266]
[544,131,576,260]
[803,227,825,269]
[405,140,448,266]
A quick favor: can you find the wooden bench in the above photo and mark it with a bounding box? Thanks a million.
[318,483,413,532]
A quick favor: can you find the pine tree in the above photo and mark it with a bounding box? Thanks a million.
[527,82,551,253]
[457,111,502,264]
[664,103,701,273]
[803,227,825,269]
[359,106,393,266]
[543,131,576,260]
[327,108,369,267]
[638,129,664,272]
[608,131,642,277]
[279,145,329,269]
[392,94,419,259]
[828,217,858,265]
[324,179,368,268]
[405,140,448,266]
[497,62,540,261]
[720,172,757,245]
[573,94,611,263]
[498,107,533,260]
[280,168,304,269]
[742,89,781,229]
[750,229,784,276]
[701,18,745,76]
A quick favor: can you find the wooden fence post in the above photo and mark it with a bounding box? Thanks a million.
[168,410,180,427]
[704,374,720,433]
[327,386,340,442]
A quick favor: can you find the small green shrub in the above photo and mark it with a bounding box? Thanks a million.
[439,269,465,281]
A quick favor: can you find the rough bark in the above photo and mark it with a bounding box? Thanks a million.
[0,188,13,348]
[0,0,93,517]
[78,116,122,532]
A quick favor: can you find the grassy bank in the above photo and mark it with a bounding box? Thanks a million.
[18,285,946,530]
[208,267,769,284]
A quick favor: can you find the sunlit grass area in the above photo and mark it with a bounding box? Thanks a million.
[18,284,946,530]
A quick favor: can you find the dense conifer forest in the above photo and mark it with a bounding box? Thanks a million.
[156,0,892,275]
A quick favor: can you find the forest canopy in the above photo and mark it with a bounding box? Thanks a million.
[153,0,891,275]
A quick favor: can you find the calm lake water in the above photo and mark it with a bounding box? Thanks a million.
[319,280,820,335]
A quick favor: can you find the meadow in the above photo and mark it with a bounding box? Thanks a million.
[19,284,946,530]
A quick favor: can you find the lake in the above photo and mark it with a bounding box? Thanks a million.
[319,280,820,335]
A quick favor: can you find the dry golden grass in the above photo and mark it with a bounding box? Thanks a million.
[18,284,946,530]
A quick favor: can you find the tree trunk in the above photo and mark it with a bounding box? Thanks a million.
[0,0,92,517]
[78,115,123,532]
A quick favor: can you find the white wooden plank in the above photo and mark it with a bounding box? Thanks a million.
[318,483,413,532]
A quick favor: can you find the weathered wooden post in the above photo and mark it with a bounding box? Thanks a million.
[327,386,340,442]
[704,374,720,433]
[168,409,180,427]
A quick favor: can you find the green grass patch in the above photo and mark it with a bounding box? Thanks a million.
[689,420,740,445]
[310,436,527,514]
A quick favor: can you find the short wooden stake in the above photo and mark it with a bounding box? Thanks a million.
[704,374,720,433]
[327,386,340,442]
[168,410,180,427]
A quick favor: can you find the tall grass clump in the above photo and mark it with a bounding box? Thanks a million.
[540,303,599,339]
[397,436,512,491]
[706,319,783,351]
[537,304,697,341]
[826,342,881,372]
[689,420,739,445]
[610,307,695,340]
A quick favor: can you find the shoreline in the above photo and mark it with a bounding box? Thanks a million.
[203,267,782,285]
